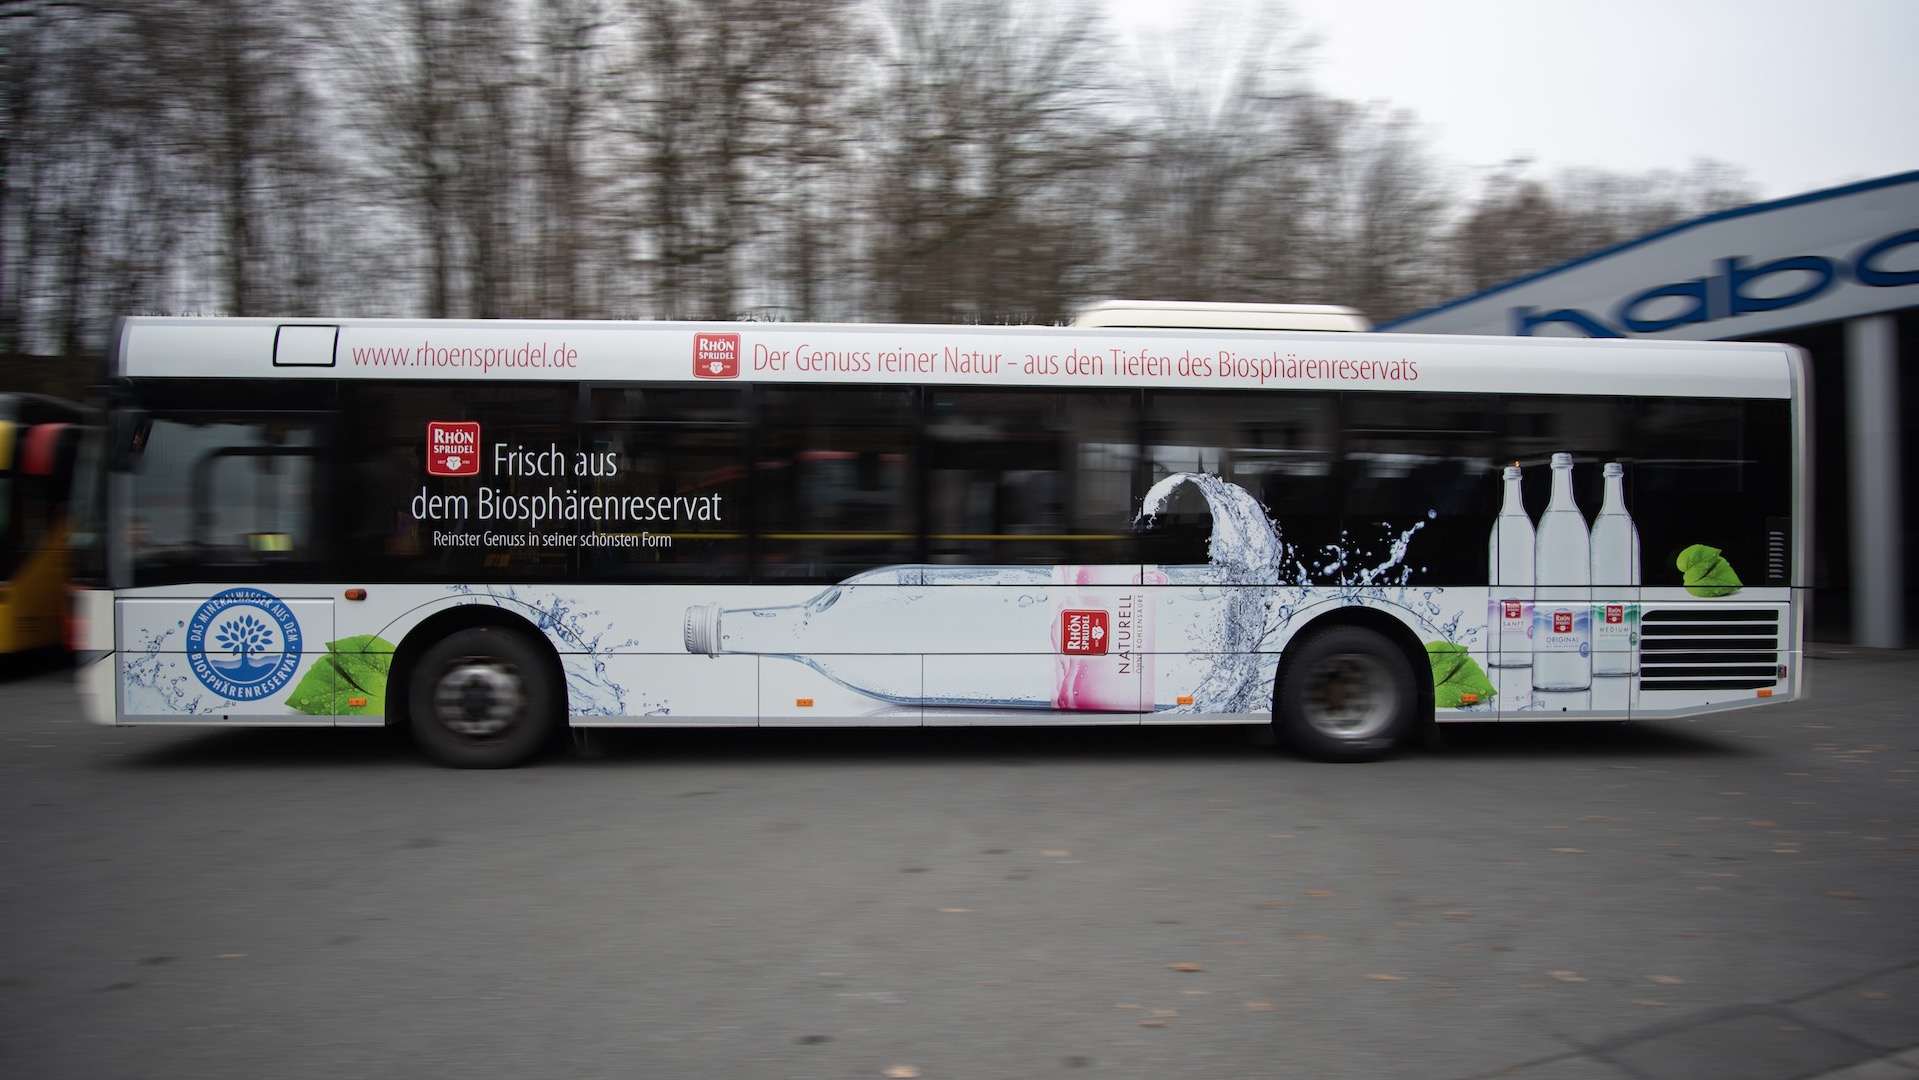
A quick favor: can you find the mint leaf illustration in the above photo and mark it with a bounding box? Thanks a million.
[286,657,341,715]
[329,635,394,695]
[1678,543,1743,597]
[1427,641,1495,709]
[285,635,396,715]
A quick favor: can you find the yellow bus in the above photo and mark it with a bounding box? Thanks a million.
[0,393,88,656]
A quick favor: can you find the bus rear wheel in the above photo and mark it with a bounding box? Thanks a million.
[1275,625,1417,763]
[408,627,558,768]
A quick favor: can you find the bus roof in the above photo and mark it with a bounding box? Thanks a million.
[109,316,1798,400]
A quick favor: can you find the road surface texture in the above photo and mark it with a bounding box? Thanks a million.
[3,646,1915,1079]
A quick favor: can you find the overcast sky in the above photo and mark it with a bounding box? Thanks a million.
[1113,0,1919,201]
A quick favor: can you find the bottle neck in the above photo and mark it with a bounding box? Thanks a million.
[1599,474,1625,515]
[1547,467,1576,510]
[1500,476,1526,514]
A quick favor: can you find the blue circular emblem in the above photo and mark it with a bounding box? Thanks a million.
[186,588,303,701]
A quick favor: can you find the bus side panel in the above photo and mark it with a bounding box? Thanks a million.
[567,654,760,726]
[115,593,335,723]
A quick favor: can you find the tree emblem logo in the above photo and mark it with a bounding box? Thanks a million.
[186,589,304,701]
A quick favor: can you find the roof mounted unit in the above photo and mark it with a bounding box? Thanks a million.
[1072,300,1371,332]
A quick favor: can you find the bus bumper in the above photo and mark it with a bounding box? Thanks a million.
[69,586,117,726]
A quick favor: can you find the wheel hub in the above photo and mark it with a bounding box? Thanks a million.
[1303,653,1394,740]
[433,660,524,738]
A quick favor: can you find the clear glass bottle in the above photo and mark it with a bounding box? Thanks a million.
[683,563,1260,712]
[1487,464,1534,668]
[1589,461,1641,677]
[1532,452,1591,692]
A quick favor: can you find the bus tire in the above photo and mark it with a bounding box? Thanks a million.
[1275,625,1416,763]
[408,627,558,768]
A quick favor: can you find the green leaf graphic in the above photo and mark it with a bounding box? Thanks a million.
[286,635,396,715]
[1678,543,1743,597]
[286,657,342,715]
[1427,641,1495,709]
[330,634,394,693]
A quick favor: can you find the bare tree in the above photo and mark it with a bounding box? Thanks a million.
[3,3,190,360]
[857,0,1115,323]
[1287,101,1452,320]
[1099,3,1321,304]
[1447,158,1758,295]
[0,0,1775,377]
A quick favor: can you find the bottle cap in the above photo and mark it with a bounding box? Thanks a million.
[1604,461,1623,477]
[683,603,722,656]
[1551,452,1573,468]
[1504,465,1522,480]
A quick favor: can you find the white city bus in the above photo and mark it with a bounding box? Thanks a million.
[71,312,1808,766]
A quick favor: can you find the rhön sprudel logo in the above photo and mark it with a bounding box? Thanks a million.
[427,421,481,476]
[1060,610,1109,655]
[694,333,740,379]
[186,588,303,701]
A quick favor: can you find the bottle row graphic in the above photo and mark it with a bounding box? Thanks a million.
[1489,453,1642,703]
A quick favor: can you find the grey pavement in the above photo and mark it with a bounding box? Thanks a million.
[3,643,1916,1080]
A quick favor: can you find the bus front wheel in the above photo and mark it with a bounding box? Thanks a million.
[408,627,558,768]
[1275,626,1417,763]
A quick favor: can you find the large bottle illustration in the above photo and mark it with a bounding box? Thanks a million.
[680,470,1455,717]
[1589,461,1641,677]
[684,564,1179,712]
[1532,452,1591,694]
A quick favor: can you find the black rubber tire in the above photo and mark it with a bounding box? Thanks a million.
[1275,625,1418,763]
[408,627,559,768]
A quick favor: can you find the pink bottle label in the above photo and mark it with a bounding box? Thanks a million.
[1051,566,1159,711]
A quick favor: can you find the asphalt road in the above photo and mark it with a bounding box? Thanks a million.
[2,649,1915,1080]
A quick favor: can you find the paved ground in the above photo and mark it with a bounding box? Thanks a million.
[2,645,1914,1079]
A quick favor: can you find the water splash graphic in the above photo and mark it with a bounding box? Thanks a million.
[1137,472,1470,712]
[450,585,661,716]
[123,620,216,715]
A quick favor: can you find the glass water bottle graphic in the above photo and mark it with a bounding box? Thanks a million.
[1589,461,1641,677]
[1532,452,1591,693]
[682,563,1169,712]
[1488,464,1535,669]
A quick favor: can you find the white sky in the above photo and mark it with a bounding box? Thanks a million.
[1112,0,1919,201]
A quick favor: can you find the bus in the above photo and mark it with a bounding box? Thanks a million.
[70,312,1808,767]
[1,393,88,658]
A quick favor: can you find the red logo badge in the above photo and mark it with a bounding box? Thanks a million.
[1060,610,1109,655]
[1502,600,1523,620]
[1553,610,1574,634]
[694,333,740,379]
[1605,604,1624,625]
[427,421,481,476]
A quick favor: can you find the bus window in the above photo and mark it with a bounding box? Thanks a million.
[927,389,1137,567]
[584,386,747,581]
[755,387,916,582]
[1145,391,1339,572]
[339,383,575,582]
[129,415,324,585]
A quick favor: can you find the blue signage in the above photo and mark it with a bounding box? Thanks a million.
[1514,227,1919,337]
[186,588,304,701]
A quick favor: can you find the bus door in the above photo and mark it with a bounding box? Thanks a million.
[115,411,336,722]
